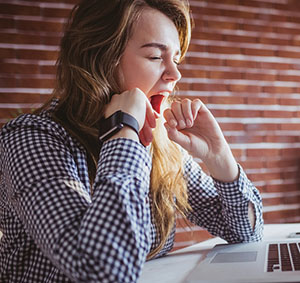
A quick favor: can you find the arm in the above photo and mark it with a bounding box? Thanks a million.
[183,153,263,242]
[5,120,151,282]
[163,99,264,242]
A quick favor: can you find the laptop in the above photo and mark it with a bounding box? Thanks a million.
[184,239,300,282]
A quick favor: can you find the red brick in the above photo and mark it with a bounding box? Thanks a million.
[16,19,64,33]
[263,110,294,118]
[0,3,40,16]
[18,78,56,89]
[192,31,223,41]
[243,48,275,57]
[185,44,206,53]
[244,72,276,81]
[0,77,17,88]
[1,63,39,75]
[42,7,73,18]
[228,109,262,118]
[259,37,291,46]
[243,23,273,33]
[192,83,227,92]
[280,123,300,131]
[264,209,300,223]
[0,93,41,103]
[280,148,300,157]
[247,97,278,105]
[0,18,15,29]
[219,122,244,131]
[226,59,258,68]
[229,84,261,93]
[260,62,293,70]
[277,50,300,59]
[40,65,57,75]
[0,48,16,59]
[263,86,295,94]
[265,183,300,193]
[246,148,280,157]
[208,45,242,55]
[228,135,264,143]
[16,49,58,60]
[210,70,242,80]
[185,57,224,66]
[179,69,208,78]
[225,34,257,44]
[245,123,279,131]
[264,135,298,143]
[209,96,245,104]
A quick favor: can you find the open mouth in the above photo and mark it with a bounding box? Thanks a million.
[150,94,165,114]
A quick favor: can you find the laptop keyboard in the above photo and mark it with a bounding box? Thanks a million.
[267,242,300,272]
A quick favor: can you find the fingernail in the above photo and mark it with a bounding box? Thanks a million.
[179,120,186,128]
[186,119,192,127]
[165,124,170,132]
[170,119,177,127]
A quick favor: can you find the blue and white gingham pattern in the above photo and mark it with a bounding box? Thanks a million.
[0,101,263,282]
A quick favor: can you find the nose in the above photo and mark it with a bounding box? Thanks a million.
[162,63,181,83]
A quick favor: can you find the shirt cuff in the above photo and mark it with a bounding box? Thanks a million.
[212,164,254,205]
[98,138,152,190]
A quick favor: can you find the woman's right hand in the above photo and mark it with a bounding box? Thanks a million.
[104,88,157,146]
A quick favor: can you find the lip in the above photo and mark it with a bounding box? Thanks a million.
[149,91,169,114]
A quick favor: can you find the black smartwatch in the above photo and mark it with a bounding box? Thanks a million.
[99,110,139,143]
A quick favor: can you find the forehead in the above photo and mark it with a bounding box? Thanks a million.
[129,8,180,52]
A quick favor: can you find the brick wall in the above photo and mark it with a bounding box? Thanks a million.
[1,0,300,251]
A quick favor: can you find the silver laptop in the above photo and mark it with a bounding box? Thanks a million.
[185,239,300,282]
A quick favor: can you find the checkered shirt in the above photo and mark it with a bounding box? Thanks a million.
[0,102,263,282]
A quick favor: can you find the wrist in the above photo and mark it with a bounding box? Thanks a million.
[205,150,239,182]
[107,126,139,142]
[99,110,139,143]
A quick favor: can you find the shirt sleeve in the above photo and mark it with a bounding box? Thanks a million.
[5,121,152,283]
[184,153,264,243]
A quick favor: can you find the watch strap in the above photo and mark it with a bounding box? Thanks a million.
[99,110,139,143]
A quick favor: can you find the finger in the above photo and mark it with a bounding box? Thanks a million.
[163,108,178,128]
[170,101,186,129]
[181,99,193,128]
[145,98,157,129]
[139,120,153,146]
[191,99,202,120]
[164,123,190,149]
[139,129,148,146]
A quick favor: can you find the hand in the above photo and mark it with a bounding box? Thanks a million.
[104,88,157,146]
[163,98,239,182]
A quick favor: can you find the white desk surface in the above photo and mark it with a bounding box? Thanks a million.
[138,223,300,283]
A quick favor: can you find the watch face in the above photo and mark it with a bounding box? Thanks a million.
[99,124,123,142]
[99,111,124,142]
[98,110,139,142]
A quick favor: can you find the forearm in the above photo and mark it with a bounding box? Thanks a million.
[12,139,152,282]
[204,144,239,183]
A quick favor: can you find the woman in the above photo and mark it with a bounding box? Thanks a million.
[0,0,263,282]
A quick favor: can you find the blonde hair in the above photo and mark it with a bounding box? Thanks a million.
[36,0,192,259]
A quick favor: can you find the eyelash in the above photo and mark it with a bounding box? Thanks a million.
[149,57,180,65]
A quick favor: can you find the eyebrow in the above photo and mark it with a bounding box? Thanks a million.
[141,42,181,56]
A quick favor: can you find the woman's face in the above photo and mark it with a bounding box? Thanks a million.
[117,8,182,113]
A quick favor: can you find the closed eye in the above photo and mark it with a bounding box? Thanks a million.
[150,56,162,60]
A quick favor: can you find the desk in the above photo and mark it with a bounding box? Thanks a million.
[138,223,300,283]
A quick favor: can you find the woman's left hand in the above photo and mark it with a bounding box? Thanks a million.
[163,98,239,182]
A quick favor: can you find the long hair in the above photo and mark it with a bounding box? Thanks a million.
[36,0,192,259]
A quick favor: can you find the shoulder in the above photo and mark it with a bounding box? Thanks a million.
[0,111,83,154]
[1,113,65,140]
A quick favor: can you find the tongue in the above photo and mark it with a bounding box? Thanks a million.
[150,95,164,114]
